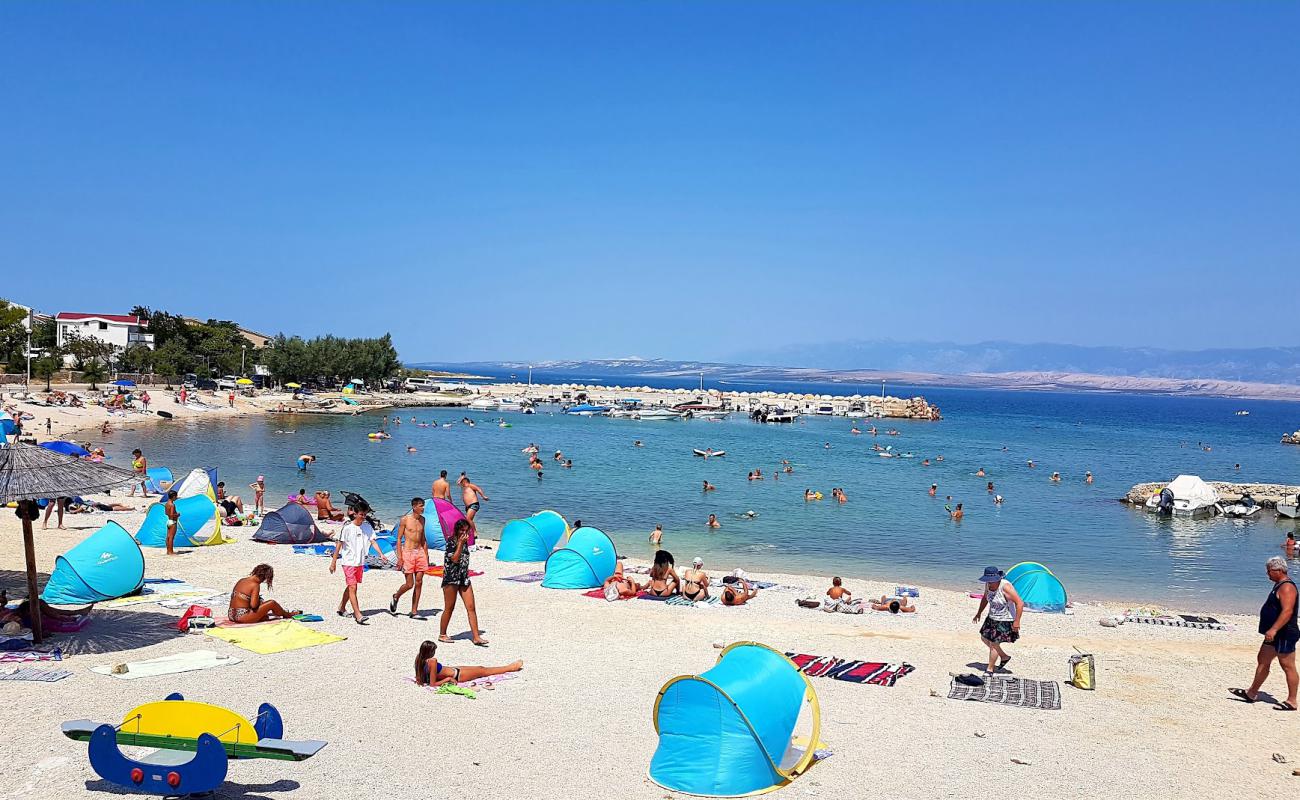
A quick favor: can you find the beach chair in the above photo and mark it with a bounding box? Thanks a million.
[62,693,326,796]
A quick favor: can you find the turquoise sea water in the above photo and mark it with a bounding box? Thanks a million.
[109,385,1300,611]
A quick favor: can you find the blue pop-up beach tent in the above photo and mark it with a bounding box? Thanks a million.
[136,495,225,548]
[41,521,145,605]
[143,467,174,494]
[1006,561,1068,613]
[650,642,821,797]
[497,510,568,562]
[541,526,616,589]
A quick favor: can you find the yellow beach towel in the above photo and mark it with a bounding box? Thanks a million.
[206,620,345,654]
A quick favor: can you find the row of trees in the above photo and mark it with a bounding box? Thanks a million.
[260,333,402,385]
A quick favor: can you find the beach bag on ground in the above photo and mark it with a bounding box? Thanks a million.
[176,604,213,632]
[1068,650,1096,690]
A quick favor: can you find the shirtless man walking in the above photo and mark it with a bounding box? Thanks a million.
[432,470,451,502]
[390,498,430,619]
[458,473,489,525]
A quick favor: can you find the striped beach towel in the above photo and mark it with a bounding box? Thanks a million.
[500,571,546,583]
[0,649,62,663]
[0,667,71,682]
[784,653,914,686]
[948,676,1061,710]
[1124,615,1228,630]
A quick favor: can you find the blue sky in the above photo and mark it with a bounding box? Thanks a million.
[2,2,1296,363]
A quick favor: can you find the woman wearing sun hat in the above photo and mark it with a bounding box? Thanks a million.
[972,566,1024,677]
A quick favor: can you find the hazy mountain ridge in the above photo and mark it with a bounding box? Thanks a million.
[729,341,1300,385]
[410,357,1300,401]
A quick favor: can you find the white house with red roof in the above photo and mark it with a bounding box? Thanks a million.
[55,312,154,352]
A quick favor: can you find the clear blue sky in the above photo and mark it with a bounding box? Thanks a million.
[3,2,1296,363]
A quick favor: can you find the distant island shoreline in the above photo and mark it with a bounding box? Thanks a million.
[410,358,1300,402]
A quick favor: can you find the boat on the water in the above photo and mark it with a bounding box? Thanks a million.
[751,407,798,423]
[689,409,730,420]
[496,397,523,412]
[635,408,682,421]
[1278,503,1300,520]
[1144,475,1221,519]
[814,403,835,416]
[564,403,612,416]
[693,448,725,458]
[468,398,498,411]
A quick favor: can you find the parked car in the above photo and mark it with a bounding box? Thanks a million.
[216,376,238,390]
[195,378,218,390]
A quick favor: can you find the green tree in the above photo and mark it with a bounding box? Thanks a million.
[118,343,154,375]
[0,298,30,368]
[32,346,63,391]
[151,339,190,387]
[80,358,107,389]
[62,329,114,389]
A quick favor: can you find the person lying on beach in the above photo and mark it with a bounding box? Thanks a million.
[415,640,523,687]
[721,577,757,607]
[0,591,94,628]
[871,595,916,614]
[603,565,642,599]
[66,498,133,513]
[646,551,680,597]
[316,491,345,522]
[215,482,244,514]
[681,558,709,602]
[228,565,300,624]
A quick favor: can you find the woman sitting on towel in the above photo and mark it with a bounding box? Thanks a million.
[646,550,680,597]
[315,491,345,522]
[228,565,300,624]
[415,639,523,687]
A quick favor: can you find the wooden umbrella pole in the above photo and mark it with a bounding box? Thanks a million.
[20,507,44,643]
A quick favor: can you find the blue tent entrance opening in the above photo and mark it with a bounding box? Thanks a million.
[41,521,145,605]
[542,527,616,589]
[136,496,221,548]
[650,642,821,797]
[143,467,173,494]
[1006,561,1068,613]
[497,510,568,562]
[253,503,330,544]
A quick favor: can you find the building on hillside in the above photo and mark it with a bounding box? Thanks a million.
[181,317,273,348]
[55,312,154,351]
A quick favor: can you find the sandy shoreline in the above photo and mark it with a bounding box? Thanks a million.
[1,495,1296,799]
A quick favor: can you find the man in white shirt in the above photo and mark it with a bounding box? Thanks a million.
[331,504,385,624]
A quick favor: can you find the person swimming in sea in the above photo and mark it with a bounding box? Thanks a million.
[707,514,721,529]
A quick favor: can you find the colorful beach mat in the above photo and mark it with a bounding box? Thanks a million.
[206,620,346,654]
[0,649,62,663]
[947,676,1062,710]
[1124,614,1228,630]
[100,578,221,608]
[785,653,915,686]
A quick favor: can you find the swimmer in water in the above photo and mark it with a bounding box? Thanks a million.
[1085,471,1093,484]
[987,481,995,492]
[976,468,985,477]
[702,481,716,492]
[633,440,643,447]
[929,484,938,497]
[736,510,758,519]
[707,514,721,529]
[407,446,418,453]
[1026,460,1035,468]
[994,494,1004,505]
[922,458,931,466]
[1050,471,1061,482]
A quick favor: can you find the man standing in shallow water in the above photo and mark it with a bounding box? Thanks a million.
[432,470,451,501]
[458,473,489,525]
[391,498,430,619]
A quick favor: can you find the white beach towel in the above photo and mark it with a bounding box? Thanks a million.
[89,649,241,679]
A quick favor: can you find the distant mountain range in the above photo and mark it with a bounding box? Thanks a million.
[411,348,1300,401]
[729,340,1300,385]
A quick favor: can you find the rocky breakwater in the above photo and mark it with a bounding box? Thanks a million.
[1124,480,1300,509]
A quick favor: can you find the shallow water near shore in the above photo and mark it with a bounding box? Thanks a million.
[107,386,1300,612]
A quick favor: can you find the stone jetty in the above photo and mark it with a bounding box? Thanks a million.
[1124,480,1300,508]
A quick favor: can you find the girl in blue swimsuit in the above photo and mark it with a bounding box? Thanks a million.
[414,640,524,687]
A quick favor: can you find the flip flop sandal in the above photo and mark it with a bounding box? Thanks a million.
[389,595,399,614]
[439,636,454,643]
[354,617,369,625]
[1274,702,1297,712]
[473,640,490,648]
[1229,688,1258,703]
[409,613,427,620]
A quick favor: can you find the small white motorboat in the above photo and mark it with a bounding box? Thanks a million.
[1221,503,1262,518]
[636,408,682,421]
[468,398,498,411]
[693,449,726,458]
[1277,501,1300,520]
[690,409,730,420]
[496,397,522,412]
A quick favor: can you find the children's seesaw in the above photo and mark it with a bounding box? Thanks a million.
[61,694,326,796]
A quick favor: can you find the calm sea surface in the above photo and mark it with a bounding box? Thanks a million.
[109,378,1300,611]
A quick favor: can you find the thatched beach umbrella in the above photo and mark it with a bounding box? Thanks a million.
[0,443,139,642]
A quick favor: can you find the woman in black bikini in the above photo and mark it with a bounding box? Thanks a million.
[228,564,299,624]
[646,550,680,597]
[414,640,523,687]
[681,557,710,602]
